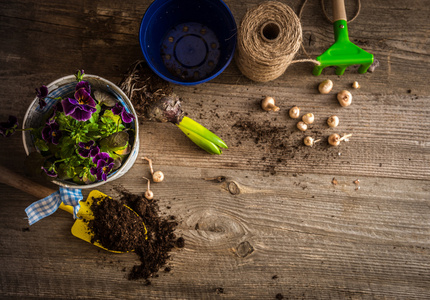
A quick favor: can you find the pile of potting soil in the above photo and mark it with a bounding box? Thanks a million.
[89,196,146,253]
[88,191,184,282]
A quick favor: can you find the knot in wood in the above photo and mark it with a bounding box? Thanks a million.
[228,181,240,195]
[191,210,247,244]
[235,241,254,258]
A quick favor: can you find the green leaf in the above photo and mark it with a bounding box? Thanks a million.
[177,125,221,155]
[66,165,76,179]
[58,136,75,158]
[81,171,96,184]
[89,104,101,123]
[101,109,121,124]
[35,138,49,152]
[178,116,228,149]
[99,131,129,151]
[57,163,72,180]
[114,142,131,156]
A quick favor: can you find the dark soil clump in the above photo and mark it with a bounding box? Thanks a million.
[275,293,284,299]
[89,196,146,253]
[87,190,183,282]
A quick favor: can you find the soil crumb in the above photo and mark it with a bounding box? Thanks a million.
[87,190,183,282]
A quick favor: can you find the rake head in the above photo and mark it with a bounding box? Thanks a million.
[313,20,374,76]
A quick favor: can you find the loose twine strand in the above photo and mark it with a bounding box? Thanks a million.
[236,0,361,82]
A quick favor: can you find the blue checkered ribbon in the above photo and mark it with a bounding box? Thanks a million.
[25,187,83,225]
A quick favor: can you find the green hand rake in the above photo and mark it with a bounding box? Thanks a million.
[313,0,374,76]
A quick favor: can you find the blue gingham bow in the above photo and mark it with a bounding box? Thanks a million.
[25,187,83,225]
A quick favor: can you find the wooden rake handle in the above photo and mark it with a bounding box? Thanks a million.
[333,0,347,21]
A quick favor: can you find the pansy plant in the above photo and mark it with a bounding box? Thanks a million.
[1,70,135,185]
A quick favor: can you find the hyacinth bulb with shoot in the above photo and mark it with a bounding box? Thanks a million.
[144,94,228,155]
[119,61,228,155]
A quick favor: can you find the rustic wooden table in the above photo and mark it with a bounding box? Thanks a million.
[1,0,429,299]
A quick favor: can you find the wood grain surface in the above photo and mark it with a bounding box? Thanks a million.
[0,0,429,299]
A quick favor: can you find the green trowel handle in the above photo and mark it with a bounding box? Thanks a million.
[333,0,347,21]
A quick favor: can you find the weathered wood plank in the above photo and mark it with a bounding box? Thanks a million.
[141,85,430,180]
[0,166,429,299]
[0,0,429,298]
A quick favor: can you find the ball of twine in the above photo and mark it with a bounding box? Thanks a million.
[236,1,303,82]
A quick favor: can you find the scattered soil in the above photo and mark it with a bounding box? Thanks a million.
[232,119,301,155]
[87,190,184,282]
[231,118,342,161]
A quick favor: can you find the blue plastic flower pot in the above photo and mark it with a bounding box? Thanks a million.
[139,0,237,85]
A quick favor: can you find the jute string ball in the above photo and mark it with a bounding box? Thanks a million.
[235,1,303,82]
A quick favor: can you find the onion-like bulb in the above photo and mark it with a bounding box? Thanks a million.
[261,96,280,112]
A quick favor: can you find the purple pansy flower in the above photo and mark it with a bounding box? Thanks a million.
[75,81,90,94]
[0,115,18,137]
[62,88,97,122]
[77,140,100,158]
[46,102,63,125]
[41,121,62,145]
[90,152,114,181]
[112,102,135,123]
[36,85,48,109]
[36,85,48,99]
[41,166,58,177]
[0,115,19,137]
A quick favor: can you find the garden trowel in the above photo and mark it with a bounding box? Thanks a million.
[0,164,146,253]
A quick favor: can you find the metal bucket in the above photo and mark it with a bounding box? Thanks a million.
[22,75,139,189]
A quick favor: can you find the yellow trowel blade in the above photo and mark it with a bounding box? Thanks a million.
[70,190,123,253]
[70,190,146,254]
